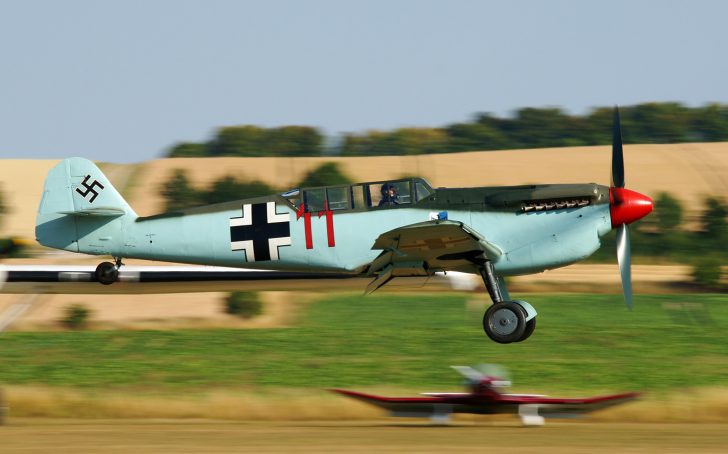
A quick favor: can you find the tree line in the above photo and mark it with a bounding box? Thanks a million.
[167,102,728,158]
[160,162,352,212]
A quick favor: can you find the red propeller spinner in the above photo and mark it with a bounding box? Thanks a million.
[609,187,653,228]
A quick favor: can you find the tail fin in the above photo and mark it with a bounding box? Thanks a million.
[36,157,137,253]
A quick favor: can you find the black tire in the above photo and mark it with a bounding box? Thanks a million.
[483,301,527,344]
[516,317,537,342]
[95,261,118,285]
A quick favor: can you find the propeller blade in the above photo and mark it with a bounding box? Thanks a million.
[616,223,633,310]
[611,106,625,188]
[473,363,510,381]
[451,366,485,383]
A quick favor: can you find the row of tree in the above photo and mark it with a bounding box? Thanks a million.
[167,102,728,158]
[160,162,352,212]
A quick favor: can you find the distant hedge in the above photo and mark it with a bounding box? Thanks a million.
[169,125,323,158]
[167,102,728,158]
[160,162,351,211]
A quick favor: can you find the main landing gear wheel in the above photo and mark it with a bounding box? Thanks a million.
[478,260,538,343]
[483,301,526,344]
[518,317,536,343]
[95,261,119,285]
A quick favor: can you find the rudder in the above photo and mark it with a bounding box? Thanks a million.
[36,157,137,254]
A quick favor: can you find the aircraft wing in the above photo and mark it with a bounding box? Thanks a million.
[528,392,642,417]
[366,220,501,293]
[0,265,476,294]
[500,391,641,424]
[0,265,358,294]
[331,388,639,425]
[329,389,462,418]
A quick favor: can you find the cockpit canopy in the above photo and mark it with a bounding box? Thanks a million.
[283,178,434,213]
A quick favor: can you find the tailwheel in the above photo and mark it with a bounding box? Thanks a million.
[95,261,119,285]
[483,301,526,344]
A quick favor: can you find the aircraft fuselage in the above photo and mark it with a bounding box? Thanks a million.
[56,182,612,277]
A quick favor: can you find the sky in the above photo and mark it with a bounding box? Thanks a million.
[0,0,726,162]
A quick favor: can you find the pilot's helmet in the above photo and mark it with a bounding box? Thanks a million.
[381,183,397,196]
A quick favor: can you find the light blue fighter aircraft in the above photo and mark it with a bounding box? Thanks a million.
[34,108,652,343]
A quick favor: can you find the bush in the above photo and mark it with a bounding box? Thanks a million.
[60,304,91,330]
[160,170,277,211]
[691,258,724,288]
[0,237,28,258]
[167,142,206,157]
[202,176,275,204]
[160,169,200,211]
[0,185,6,226]
[296,162,351,188]
[224,292,263,319]
[207,125,323,157]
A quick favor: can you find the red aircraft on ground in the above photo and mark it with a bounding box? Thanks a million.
[331,365,640,426]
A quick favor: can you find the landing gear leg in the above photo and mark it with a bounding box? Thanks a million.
[95,257,122,285]
[480,261,504,304]
[479,262,535,344]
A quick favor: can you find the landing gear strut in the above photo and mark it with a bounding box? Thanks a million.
[95,257,123,285]
[479,261,537,344]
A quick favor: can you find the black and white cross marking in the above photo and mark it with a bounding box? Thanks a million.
[75,175,105,203]
[230,202,291,262]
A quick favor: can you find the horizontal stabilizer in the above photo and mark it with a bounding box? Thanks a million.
[58,207,126,216]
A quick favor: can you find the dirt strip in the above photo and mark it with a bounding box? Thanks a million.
[1,419,727,453]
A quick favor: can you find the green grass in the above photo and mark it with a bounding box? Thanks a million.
[1,293,727,393]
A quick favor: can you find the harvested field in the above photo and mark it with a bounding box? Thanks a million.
[0,290,308,331]
[2,142,728,238]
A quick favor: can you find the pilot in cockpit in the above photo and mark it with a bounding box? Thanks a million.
[378,183,400,206]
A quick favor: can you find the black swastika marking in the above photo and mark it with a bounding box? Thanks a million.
[75,175,105,203]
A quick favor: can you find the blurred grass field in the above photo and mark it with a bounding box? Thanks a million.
[1,292,727,391]
[1,292,728,420]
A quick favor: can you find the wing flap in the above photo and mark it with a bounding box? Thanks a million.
[364,264,393,295]
[366,220,501,292]
[372,220,501,262]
